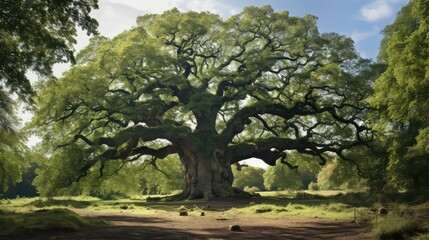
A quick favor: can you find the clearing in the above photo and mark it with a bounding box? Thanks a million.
[3,198,373,240]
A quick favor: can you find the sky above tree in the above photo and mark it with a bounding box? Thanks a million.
[65,0,408,68]
[50,0,409,77]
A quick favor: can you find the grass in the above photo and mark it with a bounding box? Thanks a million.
[373,215,420,239]
[257,190,297,198]
[258,190,350,198]
[412,233,429,240]
[370,201,429,240]
[258,190,351,198]
[229,202,354,220]
[0,208,106,237]
[85,201,169,215]
[1,193,428,239]
[257,190,373,207]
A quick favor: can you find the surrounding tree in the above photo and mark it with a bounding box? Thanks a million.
[0,0,99,103]
[315,158,367,190]
[263,161,303,191]
[372,0,429,193]
[0,131,24,192]
[1,164,38,198]
[140,156,184,195]
[0,0,99,192]
[0,92,23,191]
[343,143,388,192]
[289,152,321,189]
[263,153,320,191]
[33,148,144,198]
[32,145,184,198]
[32,6,375,200]
[232,165,265,191]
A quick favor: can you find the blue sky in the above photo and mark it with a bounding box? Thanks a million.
[52,0,409,78]
[68,0,409,68]
[238,0,409,59]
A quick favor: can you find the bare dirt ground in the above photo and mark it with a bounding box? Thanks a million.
[6,199,375,240]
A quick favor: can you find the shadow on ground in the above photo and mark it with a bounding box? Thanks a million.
[4,211,371,240]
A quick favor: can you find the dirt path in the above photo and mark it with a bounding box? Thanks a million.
[7,208,374,240]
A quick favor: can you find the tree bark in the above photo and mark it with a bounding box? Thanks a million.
[178,147,235,199]
[412,174,420,194]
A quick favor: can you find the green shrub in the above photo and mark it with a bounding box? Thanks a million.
[308,181,319,191]
[321,203,351,212]
[244,186,260,193]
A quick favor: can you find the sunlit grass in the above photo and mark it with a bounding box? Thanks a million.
[85,202,168,215]
[0,192,362,220]
[257,190,355,198]
[303,190,351,196]
[257,190,296,198]
[0,195,181,215]
[1,194,428,239]
[229,202,354,219]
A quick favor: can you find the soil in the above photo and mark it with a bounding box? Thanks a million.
[4,199,375,240]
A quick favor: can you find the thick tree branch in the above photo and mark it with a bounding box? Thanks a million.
[220,101,309,145]
[224,136,311,165]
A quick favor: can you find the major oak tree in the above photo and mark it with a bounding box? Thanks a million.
[33,6,375,199]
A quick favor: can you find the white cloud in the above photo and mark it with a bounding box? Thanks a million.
[107,0,237,18]
[360,0,393,21]
[52,0,238,78]
[351,29,378,43]
[182,0,231,16]
[95,2,143,38]
[186,0,218,13]
[108,0,183,13]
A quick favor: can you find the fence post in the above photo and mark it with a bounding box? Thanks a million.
[354,209,356,222]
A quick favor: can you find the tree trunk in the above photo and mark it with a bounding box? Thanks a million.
[177,147,237,199]
[412,174,420,194]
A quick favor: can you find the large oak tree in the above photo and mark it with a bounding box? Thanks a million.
[33,6,374,199]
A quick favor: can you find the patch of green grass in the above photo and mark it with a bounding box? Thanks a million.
[0,195,180,215]
[320,203,352,212]
[29,198,96,209]
[257,190,372,207]
[85,201,167,215]
[258,190,296,198]
[373,215,420,239]
[230,202,354,220]
[369,201,429,240]
[0,208,106,237]
[304,190,351,197]
[1,196,102,210]
[411,233,429,240]
[258,190,353,198]
[1,197,38,207]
